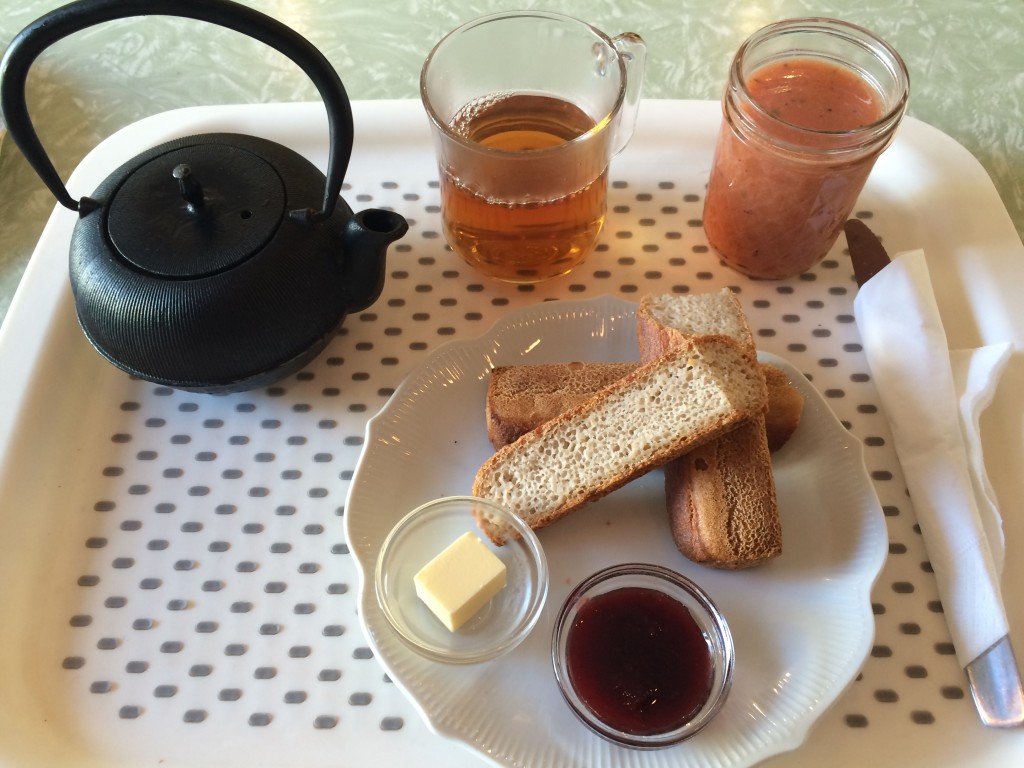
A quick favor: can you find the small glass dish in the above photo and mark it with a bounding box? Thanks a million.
[552,563,734,749]
[375,496,548,664]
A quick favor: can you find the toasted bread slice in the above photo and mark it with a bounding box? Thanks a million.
[486,360,802,451]
[472,335,767,545]
[664,417,781,568]
[486,362,639,450]
[638,290,784,568]
[761,363,804,452]
[637,289,756,362]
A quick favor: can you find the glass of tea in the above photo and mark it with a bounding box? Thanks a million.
[703,18,909,279]
[420,12,646,283]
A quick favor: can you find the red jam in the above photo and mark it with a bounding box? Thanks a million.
[566,586,713,735]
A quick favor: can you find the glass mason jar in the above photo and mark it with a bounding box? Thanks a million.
[703,18,909,279]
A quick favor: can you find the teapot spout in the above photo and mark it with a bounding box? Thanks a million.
[343,208,409,312]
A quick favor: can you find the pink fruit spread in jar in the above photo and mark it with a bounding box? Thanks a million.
[703,19,908,279]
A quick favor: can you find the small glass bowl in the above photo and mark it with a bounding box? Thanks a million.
[375,496,548,664]
[551,563,734,749]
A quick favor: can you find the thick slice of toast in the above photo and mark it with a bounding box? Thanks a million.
[637,290,784,568]
[637,289,756,362]
[486,362,639,449]
[665,417,781,568]
[472,335,768,545]
[761,363,804,452]
[486,361,802,451]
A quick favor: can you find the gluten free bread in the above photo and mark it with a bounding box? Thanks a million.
[486,360,802,451]
[665,417,780,567]
[472,335,768,545]
[638,290,784,568]
[637,289,755,363]
[761,363,804,452]
[486,362,639,450]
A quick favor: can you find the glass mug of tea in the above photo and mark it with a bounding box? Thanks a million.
[703,18,909,279]
[421,12,646,283]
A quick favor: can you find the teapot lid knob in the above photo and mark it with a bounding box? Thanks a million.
[173,163,205,211]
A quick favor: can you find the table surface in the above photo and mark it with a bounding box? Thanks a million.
[1,0,1023,328]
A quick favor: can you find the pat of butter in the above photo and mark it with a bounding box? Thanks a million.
[414,532,507,631]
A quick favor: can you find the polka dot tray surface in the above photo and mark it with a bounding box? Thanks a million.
[0,100,1022,767]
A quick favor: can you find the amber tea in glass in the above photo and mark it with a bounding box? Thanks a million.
[440,94,607,282]
[421,12,645,283]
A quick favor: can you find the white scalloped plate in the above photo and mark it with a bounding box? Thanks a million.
[346,295,887,768]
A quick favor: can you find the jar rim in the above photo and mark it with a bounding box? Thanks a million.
[726,17,909,156]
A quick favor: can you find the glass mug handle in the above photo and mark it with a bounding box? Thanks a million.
[611,32,647,155]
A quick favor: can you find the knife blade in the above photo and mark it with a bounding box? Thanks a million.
[843,218,891,287]
[967,636,1024,727]
[845,219,1024,728]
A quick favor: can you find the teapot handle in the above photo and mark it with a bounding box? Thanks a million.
[0,0,352,223]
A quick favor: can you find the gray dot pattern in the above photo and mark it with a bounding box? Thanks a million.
[52,172,969,751]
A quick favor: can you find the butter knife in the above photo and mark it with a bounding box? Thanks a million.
[844,218,1024,728]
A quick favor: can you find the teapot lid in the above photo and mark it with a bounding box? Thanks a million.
[108,142,287,277]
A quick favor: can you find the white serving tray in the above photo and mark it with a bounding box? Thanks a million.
[0,99,1022,767]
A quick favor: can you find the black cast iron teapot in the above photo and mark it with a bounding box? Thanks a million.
[0,0,408,393]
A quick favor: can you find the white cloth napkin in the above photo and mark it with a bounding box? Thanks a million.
[853,249,1013,668]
